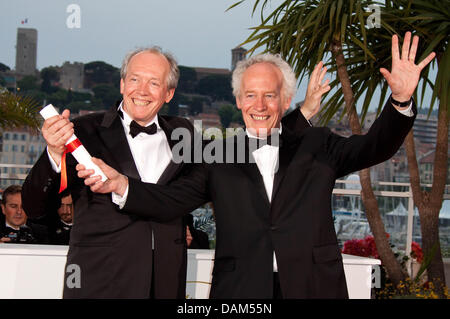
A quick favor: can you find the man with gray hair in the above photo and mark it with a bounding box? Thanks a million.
[22,47,321,298]
[22,46,195,298]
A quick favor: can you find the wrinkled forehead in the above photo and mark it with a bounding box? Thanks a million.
[242,62,284,88]
[128,51,170,73]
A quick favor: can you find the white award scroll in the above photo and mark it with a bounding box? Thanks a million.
[40,104,107,182]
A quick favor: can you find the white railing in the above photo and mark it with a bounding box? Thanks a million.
[1,164,449,277]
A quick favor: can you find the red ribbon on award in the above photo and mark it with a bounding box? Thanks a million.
[59,138,82,193]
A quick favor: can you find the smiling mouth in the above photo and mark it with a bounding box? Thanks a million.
[251,114,270,121]
[132,98,151,106]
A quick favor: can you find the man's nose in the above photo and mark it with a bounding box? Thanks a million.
[254,95,266,111]
[137,81,150,95]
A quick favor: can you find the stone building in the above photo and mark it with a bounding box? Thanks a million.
[15,28,38,76]
[60,61,84,91]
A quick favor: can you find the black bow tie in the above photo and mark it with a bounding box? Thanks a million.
[5,226,18,234]
[129,120,157,138]
[247,134,282,150]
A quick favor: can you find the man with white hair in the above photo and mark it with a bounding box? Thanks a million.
[79,32,434,298]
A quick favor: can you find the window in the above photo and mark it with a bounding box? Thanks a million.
[12,145,18,152]
[4,133,9,140]
[21,134,26,141]
[21,145,25,152]
[12,134,18,140]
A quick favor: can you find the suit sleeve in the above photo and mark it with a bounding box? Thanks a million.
[122,163,209,222]
[326,100,416,178]
[22,150,78,219]
[281,108,312,134]
[22,151,61,219]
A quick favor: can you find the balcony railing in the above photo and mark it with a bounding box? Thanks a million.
[1,164,449,277]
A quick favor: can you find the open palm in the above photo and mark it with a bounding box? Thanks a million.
[380,32,435,102]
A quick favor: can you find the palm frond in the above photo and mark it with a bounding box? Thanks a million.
[0,90,41,130]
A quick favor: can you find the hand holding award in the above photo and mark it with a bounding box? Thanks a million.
[40,104,107,192]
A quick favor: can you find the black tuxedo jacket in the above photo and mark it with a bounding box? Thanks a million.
[22,106,194,298]
[0,221,49,244]
[122,101,416,298]
[48,219,72,245]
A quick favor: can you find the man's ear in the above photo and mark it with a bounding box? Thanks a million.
[120,79,124,94]
[236,96,242,110]
[1,204,5,215]
[283,97,292,113]
[165,88,175,103]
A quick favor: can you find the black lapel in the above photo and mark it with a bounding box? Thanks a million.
[98,107,141,180]
[236,133,271,207]
[271,127,299,201]
[156,115,185,185]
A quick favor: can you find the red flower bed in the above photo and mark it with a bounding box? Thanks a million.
[411,241,424,263]
[342,236,379,259]
[342,235,423,263]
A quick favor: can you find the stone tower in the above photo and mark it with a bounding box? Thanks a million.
[231,46,247,71]
[15,28,38,76]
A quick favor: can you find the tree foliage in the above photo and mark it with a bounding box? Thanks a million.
[230,0,449,296]
[196,74,234,102]
[0,62,11,72]
[178,66,198,93]
[84,61,120,89]
[40,66,60,94]
[230,0,449,122]
[17,75,39,92]
[0,90,40,130]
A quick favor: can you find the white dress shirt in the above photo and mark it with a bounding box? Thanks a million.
[5,222,20,231]
[117,103,172,183]
[247,126,282,272]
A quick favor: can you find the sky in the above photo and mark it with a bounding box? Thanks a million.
[0,0,436,111]
[0,0,318,105]
[0,0,268,70]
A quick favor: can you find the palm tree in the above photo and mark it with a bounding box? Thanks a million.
[0,89,41,130]
[382,0,449,296]
[314,0,449,295]
[230,0,408,286]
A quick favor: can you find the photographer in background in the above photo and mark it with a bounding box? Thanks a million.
[0,185,49,244]
[48,190,73,245]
